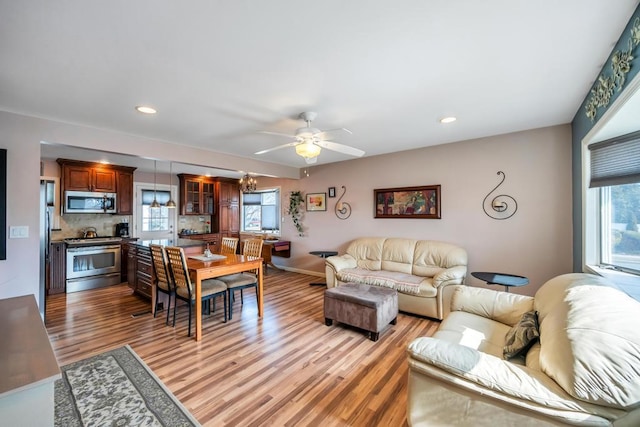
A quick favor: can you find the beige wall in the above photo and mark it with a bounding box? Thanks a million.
[265,125,573,296]
[0,109,572,306]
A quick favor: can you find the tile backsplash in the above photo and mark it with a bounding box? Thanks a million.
[51,214,132,240]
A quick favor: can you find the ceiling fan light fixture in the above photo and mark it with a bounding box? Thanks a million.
[295,141,321,159]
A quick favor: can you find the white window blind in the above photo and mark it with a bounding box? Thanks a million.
[589,130,640,188]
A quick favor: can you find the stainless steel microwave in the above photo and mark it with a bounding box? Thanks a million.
[64,191,117,214]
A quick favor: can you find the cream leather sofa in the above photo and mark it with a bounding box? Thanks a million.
[407,273,640,426]
[325,237,468,320]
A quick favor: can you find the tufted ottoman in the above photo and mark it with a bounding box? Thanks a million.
[324,283,398,341]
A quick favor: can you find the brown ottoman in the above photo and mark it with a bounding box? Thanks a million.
[324,283,398,341]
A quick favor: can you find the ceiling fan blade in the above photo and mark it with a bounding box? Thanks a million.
[315,140,365,157]
[258,130,298,139]
[316,127,353,138]
[254,141,298,155]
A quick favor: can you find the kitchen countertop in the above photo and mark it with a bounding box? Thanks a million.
[134,238,206,248]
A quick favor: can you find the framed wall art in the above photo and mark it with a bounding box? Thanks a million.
[306,192,327,211]
[374,185,441,219]
[328,187,336,198]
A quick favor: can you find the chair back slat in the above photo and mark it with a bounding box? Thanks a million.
[242,239,263,274]
[243,239,263,258]
[220,237,239,255]
[165,246,193,296]
[149,244,172,289]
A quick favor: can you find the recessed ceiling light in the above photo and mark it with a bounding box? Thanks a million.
[440,116,457,124]
[135,106,157,114]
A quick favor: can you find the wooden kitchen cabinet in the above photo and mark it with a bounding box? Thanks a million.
[57,159,137,211]
[47,241,66,295]
[116,170,134,214]
[214,179,240,239]
[134,246,153,299]
[127,243,137,290]
[62,163,116,192]
[178,174,216,216]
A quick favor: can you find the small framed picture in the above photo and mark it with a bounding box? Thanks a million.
[306,193,327,211]
[328,187,336,198]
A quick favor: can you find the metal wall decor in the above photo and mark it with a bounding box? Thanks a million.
[585,17,640,122]
[482,171,517,220]
[334,185,352,220]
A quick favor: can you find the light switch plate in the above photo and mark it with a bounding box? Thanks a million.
[9,226,29,238]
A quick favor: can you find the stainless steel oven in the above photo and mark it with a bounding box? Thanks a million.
[66,243,121,293]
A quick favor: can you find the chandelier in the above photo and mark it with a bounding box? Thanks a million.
[239,173,257,192]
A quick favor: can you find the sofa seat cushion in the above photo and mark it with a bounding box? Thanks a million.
[434,311,515,362]
[337,267,436,297]
[407,337,627,421]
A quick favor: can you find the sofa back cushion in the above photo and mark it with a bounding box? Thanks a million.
[535,273,640,409]
[380,238,416,274]
[346,237,385,270]
[413,240,468,277]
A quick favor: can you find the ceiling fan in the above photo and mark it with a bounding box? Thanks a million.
[255,112,365,164]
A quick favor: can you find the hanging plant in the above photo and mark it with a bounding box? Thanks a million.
[288,191,304,236]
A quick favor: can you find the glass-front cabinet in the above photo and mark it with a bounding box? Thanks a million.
[178,174,216,215]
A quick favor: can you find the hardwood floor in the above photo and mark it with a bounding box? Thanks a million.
[45,270,439,426]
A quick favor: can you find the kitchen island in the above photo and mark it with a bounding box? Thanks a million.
[127,238,206,299]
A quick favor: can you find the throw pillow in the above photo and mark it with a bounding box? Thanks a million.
[503,310,540,359]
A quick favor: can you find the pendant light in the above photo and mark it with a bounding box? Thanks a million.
[165,161,177,208]
[150,160,161,209]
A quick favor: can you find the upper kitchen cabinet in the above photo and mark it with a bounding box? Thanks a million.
[116,170,134,214]
[62,163,116,192]
[57,159,136,214]
[178,174,216,215]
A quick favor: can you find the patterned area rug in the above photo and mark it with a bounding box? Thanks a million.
[55,345,200,427]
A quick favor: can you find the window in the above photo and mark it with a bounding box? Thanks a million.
[141,190,171,232]
[241,188,280,233]
[588,131,640,274]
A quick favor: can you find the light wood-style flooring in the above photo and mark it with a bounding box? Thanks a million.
[45,269,439,426]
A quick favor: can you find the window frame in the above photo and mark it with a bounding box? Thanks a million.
[240,187,281,235]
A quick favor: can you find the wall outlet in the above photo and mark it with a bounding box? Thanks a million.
[9,226,29,238]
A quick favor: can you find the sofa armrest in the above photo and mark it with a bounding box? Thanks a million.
[433,266,467,288]
[325,255,357,288]
[451,286,534,326]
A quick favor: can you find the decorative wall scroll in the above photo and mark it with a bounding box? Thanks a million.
[482,171,518,220]
[374,185,441,219]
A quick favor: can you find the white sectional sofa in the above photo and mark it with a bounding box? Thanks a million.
[406,273,640,426]
[324,237,468,320]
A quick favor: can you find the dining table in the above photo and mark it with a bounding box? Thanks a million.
[186,253,264,341]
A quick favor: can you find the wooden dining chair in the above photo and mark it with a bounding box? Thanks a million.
[219,238,263,320]
[149,244,174,326]
[164,246,228,336]
[220,237,239,255]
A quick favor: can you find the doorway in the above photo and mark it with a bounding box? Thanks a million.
[133,183,177,242]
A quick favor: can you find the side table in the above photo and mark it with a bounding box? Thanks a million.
[471,271,529,292]
[309,250,338,286]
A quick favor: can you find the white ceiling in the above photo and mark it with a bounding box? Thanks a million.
[2,1,639,174]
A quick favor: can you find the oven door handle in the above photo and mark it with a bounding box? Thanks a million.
[67,245,121,253]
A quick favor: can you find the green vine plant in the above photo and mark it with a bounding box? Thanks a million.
[288,191,304,236]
